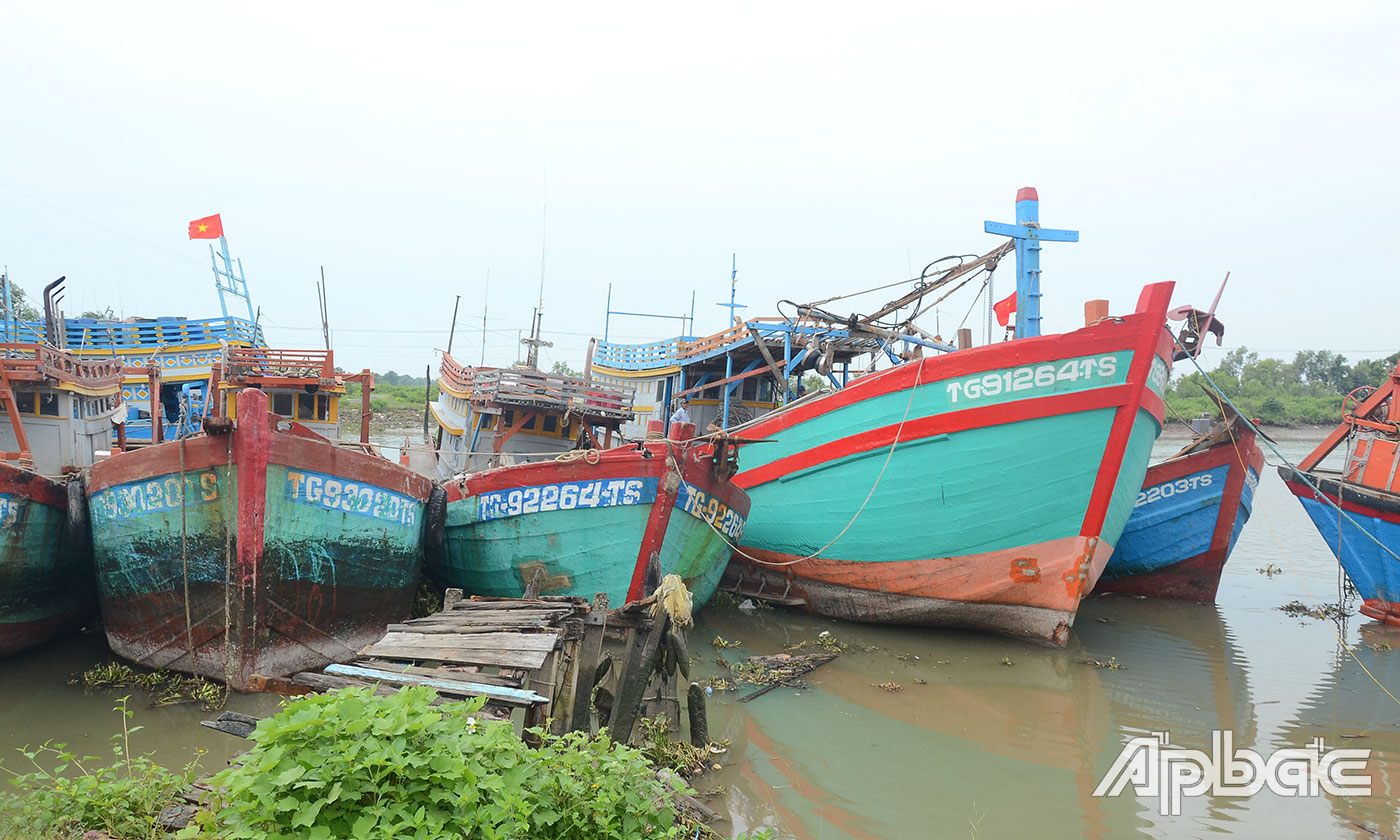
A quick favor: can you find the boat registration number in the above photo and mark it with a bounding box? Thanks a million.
[678,481,746,539]
[478,477,658,522]
[285,470,418,526]
[943,354,1124,405]
[91,472,221,522]
[0,494,23,529]
[1134,466,1225,508]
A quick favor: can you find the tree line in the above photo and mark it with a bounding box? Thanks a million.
[1165,348,1400,427]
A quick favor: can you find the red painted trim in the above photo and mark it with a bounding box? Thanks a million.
[88,435,226,493]
[1097,424,1263,600]
[736,385,1134,490]
[1016,187,1039,203]
[1079,283,1175,537]
[0,461,67,509]
[234,387,272,686]
[629,450,684,602]
[269,435,433,500]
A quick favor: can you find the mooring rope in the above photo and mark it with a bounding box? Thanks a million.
[1177,345,1400,712]
[178,436,193,663]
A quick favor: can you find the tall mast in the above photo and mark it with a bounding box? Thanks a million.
[983,187,1078,339]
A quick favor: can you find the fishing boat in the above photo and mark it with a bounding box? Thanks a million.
[0,219,266,444]
[1281,357,1400,625]
[87,346,432,689]
[594,189,1191,644]
[434,418,749,605]
[0,343,124,656]
[429,311,749,605]
[1096,411,1264,601]
[430,349,634,479]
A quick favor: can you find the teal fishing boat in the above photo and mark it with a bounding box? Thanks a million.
[0,339,124,656]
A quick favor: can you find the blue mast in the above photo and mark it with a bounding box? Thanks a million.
[209,236,256,324]
[983,187,1078,339]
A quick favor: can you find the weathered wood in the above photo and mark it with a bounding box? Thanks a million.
[443,587,464,610]
[323,664,548,706]
[359,644,550,670]
[199,711,260,739]
[245,674,316,696]
[609,612,670,744]
[570,593,609,733]
[384,621,556,635]
[354,659,523,688]
[687,682,709,747]
[549,618,584,736]
[369,631,559,652]
[737,653,836,703]
[455,597,584,610]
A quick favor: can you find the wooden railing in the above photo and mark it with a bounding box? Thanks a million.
[0,343,123,391]
[224,347,336,383]
[440,355,635,419]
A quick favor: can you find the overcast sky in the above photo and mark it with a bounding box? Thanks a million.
[2,2,1394,376]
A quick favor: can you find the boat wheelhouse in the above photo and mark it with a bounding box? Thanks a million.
[431,351,635,479]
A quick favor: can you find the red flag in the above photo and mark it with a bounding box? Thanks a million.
[188,214,224,239]
[993,291,1017,327]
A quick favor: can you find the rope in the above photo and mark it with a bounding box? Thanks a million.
[1176,345,1400,713]
[690,357,925,566]
[223,436,235,688]
[179,437,193,663]
[554,448,601,465]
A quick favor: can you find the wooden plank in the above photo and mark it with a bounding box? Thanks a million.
[609,613,670,744]
[370,631,558,652]
[385,623,557,635]
[324,664,548,706]
[454,598,583,610]
[402,610,567,625]
[570,593,608,733]
[359,644,549,670]
[354,658,523,688]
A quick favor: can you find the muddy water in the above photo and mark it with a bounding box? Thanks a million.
[2,438,1398,839]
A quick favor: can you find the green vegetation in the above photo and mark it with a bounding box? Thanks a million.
[2,686,775,839]
[80,661,227,710]
[1164,348,1400,427]
[0,697,204,840]
[183,686,761,840]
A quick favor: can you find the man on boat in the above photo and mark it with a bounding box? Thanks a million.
[670,397,692,426]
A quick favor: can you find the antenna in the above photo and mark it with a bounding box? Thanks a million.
[481,269,489,366]
[317,267,331,350]
[446,294,461,356]
[716,253,746,326]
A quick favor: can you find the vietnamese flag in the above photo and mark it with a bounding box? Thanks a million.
[188,214,224,239]
[992,291,1017,327]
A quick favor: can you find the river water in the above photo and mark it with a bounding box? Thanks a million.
[2,437,1396,839]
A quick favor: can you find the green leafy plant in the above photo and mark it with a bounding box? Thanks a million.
[185,685,693,840]
[0,696,203,840]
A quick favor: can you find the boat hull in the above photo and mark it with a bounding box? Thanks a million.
[435,440,750,606]
[88,389,431,689]
[1282,467,1400,624]
[1098,425,1264,600]
[724,283,1176,645]
[0,466,92,657]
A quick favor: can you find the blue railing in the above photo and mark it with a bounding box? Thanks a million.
[591,337,684,371]
[2,316,265,350]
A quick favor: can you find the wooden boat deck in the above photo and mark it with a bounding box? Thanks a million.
[271,592,590,721]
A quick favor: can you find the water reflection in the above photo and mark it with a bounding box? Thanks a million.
[695,593,1261,839]
[1278,622,1400,839]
